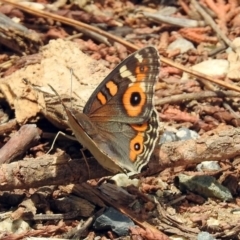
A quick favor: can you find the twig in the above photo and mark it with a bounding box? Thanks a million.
[143,12,205,28]
[62,215,95,238]
[223,102,240,119]
[22,211,80,220]
[154,197,199,238]
[75,27,111,46]
[0,153,111,191]
[208,40,227,56]
[191,0,234,49]
[0,119,18,135]
[155,90,240,106]
[0,124,40,164]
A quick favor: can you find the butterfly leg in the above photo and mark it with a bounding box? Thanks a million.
[80,148,90,179]
[46,131,77,154]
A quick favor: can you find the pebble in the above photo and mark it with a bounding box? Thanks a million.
[177,174,233,201]
[93,207,135,236]
[167,38,195,53]
[176,127,199,141]
[196,161,221,172]
[111,173,139,187]
[160,128,199,144]
[182,59,229,81]
[197,231,216,240]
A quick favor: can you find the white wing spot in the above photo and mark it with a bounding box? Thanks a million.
[134,53,144,63]
[120,65,136,82]
[128,82,146,91]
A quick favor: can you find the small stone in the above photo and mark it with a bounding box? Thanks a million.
[197,231,216,240]
[196,161,221,172]
[0,218,30,233]
[182,59,229,81]
[159,131,177,144]
[177,174,233,201]
[176,127,199,141]
[160,128,199,144]
[167,38,195,53]
[111,173,139,187]
[93,207,135,236]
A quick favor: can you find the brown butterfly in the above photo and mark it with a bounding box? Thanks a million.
[52,46,160,173]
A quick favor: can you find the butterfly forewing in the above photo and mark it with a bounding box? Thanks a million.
[83,46,160,124]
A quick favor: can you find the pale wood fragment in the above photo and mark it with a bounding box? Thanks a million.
[0,125,239,191]
[0,153,111,191]
[153,125,240,171]
[0,124,40,164]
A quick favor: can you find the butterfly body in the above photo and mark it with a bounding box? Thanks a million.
[65,46,160,173]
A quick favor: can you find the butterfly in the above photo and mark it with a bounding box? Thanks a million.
[57,46,160,174]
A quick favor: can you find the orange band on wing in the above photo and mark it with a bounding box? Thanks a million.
[106,81,118,97]
[131,122,148,132]
[122,83,146,117]
[129,133,144,162]
[135,64,149,82]
[97,92,107,105]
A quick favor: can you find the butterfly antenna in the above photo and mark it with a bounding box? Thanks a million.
[70,68,73,109]
[48,84,68,113]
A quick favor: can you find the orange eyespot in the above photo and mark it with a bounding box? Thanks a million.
[129,133,144,162]
[122,83,146,117]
